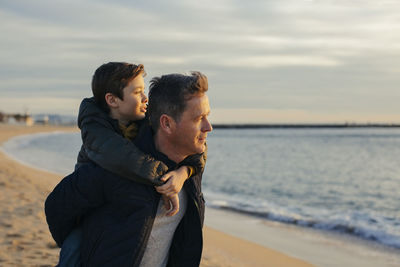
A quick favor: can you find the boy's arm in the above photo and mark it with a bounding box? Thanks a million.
[155,144,208,197]
[44,164,107,247]
[179,143,208,176]
[81,121,167,186]
[78,98,168,186]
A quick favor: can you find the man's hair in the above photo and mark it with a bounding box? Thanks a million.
[91,62,145,112]
[148,71,208,131]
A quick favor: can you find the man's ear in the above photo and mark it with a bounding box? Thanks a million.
[159,114,176,135]
[105,93,119,108]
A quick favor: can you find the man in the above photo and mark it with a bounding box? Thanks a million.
[56,62,202,266]
[45,71,212,266]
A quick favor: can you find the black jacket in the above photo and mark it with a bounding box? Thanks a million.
[76,97,168,186]
[45,123,205,267]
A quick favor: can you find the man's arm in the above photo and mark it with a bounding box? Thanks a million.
[44,163,107,247]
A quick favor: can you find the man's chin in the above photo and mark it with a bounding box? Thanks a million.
[196,144,206,154]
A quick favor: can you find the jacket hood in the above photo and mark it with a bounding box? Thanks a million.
[77,97,113,129]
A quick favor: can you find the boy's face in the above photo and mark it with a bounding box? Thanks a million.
[115,75,147,123]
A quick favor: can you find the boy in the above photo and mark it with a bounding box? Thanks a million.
[55,62,205,266]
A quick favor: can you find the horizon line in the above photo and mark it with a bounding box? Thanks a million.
[212,123,400,129]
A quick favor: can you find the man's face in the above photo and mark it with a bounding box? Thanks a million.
[170,94,212,156]
[116,75,148,123]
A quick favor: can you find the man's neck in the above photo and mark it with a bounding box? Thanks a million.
[154,132,186,164]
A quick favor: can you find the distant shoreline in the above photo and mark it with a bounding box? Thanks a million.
[212,123,400,129]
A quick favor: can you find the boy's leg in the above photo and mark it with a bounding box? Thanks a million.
[57,227,82,267]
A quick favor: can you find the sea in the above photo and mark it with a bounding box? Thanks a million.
[2,127,400,251]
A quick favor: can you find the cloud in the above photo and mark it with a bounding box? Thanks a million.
[218,55,340,68]
[2,1,399,70]
[1,0,399,122]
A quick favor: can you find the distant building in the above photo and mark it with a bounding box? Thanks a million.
[25,116,34,126]
[34,115,49,125]
[0,113,34,126]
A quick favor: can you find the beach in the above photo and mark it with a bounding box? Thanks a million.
[0,124,315,267]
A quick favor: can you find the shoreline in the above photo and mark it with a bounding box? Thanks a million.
[0,130,80,176]
[205,207,400,267]
[212,123,400,129]
[0,124,314,267]
[205,204,400,252]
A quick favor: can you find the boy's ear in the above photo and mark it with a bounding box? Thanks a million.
[159,114,176,135]
[105,93,119,108]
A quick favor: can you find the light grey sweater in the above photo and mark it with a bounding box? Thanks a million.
[140,190,188,267]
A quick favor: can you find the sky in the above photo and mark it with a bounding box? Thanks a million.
[1,0,399,123]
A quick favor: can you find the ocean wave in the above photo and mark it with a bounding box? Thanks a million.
[206,196,400,250]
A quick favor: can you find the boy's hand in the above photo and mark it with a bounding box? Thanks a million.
[161,194,179,217]
[156,166,189,197]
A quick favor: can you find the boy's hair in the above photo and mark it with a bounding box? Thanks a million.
[148,71,208,131]
[92,62,145,112]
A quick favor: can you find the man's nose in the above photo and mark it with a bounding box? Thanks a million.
[202,118,212,132]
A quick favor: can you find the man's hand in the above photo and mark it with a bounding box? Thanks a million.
[161,194,180,217]
[155,166,189,197]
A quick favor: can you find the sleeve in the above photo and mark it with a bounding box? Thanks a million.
[78,100,168,186]
[44,164,107,247]
[178,143,208,176]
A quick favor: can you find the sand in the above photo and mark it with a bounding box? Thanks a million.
[0,125,75,266]
[0,124,315,267]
